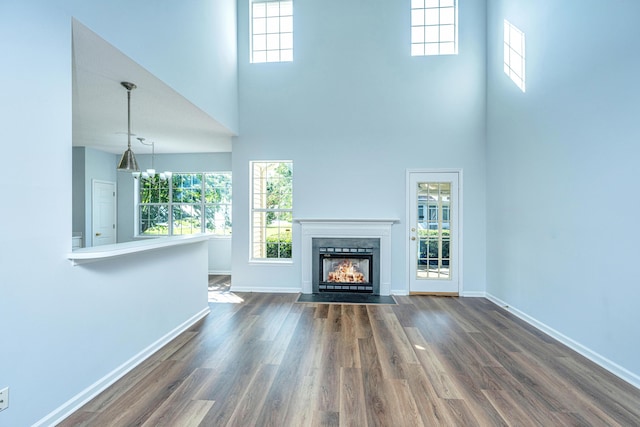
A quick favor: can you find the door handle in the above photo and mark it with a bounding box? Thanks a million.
[95,232,102,236]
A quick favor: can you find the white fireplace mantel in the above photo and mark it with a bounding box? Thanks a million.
[294,218,399,295]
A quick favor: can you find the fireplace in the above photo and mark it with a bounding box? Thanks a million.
[312,238,380,294]
[297,219,397,296]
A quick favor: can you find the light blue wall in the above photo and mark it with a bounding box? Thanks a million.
[232,0,488,293]
[0,1,235,425]
[486,0,640,380]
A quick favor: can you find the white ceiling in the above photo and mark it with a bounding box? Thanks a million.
[72,21,234,155]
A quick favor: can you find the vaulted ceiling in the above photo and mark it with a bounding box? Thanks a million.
[72,21,234,155]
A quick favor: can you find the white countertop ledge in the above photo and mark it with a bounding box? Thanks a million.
[67,234,209,266]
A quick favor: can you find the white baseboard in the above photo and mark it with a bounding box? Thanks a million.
[208,270,231,275]
[460,291,485,297]
[485,293,640,390]
[390,290,483,297]
[34,306,211,427]
[230,286,301,293]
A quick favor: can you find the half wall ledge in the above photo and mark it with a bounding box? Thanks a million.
[66,234,210,266]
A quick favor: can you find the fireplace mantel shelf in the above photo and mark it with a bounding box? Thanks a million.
[294,218,400,224]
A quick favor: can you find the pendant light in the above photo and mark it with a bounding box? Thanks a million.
[132,137,173,181]
[136,137,155,178]
[117,81,140,171]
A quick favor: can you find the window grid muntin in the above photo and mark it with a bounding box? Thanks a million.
[250,161,293,260]
[137,172,232,237]
[504,20,526,92]
[411,0,458,56]
[139,203,170,236]
[417,182,452,280]
[251,0,293,63]
[172,203,203,235]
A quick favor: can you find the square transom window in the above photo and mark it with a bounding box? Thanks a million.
[411,0,458,56]
[251,0,293,63]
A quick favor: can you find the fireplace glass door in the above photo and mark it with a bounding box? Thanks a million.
[323,257,370,283]
[319,251,373,292]
[313,238,380,294]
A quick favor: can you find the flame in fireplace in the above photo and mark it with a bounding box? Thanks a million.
[327,260,366,283]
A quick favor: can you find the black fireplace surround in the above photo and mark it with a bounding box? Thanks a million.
[312,237,381,295]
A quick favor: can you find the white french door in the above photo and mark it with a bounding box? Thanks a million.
[407,171,460,294]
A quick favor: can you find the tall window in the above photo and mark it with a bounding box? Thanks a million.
[137,172,232,237]
[504,20,526,92]
[251,0,293,63]
[411,0,458,56]
[250,161,293,260]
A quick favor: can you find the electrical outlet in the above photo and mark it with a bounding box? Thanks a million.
[0,387,8,411]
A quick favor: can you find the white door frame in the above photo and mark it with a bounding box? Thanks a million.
[405,169,463,295]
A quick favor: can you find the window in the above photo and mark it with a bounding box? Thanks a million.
[504,20,526,92]
[411,0,458,56]
[137,172,232,237]
[139,175,170,236]
[251,0,293,63]
[250,161,293,260]
[418,186,451,231]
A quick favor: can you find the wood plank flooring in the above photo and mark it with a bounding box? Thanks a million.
[59,291,640,426]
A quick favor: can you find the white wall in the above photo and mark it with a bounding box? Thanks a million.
[0,1,236,425]
[208,238,232,274]
[232,0,488,294]
[486,0,640,382]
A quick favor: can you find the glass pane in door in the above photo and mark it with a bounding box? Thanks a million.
[416,181,452,280]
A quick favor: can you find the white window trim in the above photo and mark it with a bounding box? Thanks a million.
[134,171,232,238]
[249,160,293,262]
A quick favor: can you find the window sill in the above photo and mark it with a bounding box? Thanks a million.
[249,259,294,266]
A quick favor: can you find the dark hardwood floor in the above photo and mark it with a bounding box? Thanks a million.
[59,286,640,426]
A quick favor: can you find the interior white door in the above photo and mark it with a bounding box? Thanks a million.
[92,180,117,246]
[408,171,460,294]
